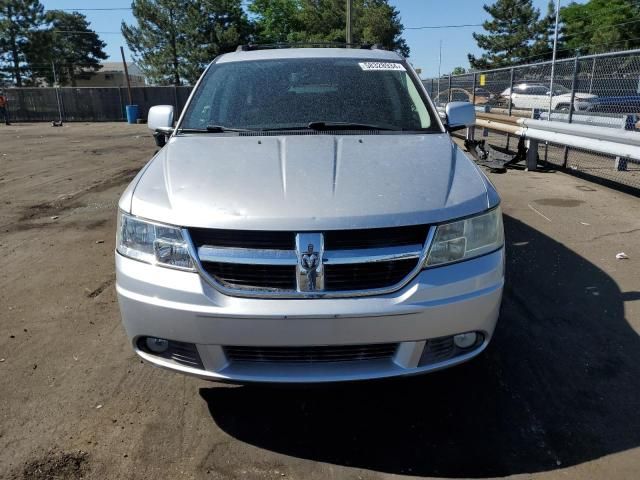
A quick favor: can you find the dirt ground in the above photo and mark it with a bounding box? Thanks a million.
[1,123,639,480]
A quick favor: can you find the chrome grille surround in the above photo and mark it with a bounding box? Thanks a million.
[184,226,435,299]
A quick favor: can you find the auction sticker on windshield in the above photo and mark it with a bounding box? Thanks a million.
[359,62,406,71]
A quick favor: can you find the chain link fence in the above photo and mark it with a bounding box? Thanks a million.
[2,86,193,123]
[423,49,640,191]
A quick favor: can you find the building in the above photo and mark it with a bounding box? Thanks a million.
[75,62,146,87]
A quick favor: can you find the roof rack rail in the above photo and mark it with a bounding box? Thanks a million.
[235,42,387,52]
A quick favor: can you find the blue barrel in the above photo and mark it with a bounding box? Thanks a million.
[125,105,139,124]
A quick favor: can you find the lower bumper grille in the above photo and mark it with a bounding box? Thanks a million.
[224,343,399,364]
[138,338,204,369]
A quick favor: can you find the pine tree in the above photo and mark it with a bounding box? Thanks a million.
[122,0,250,85]
[468,0,542,69]
[186,0,253,81]
[25,11,107,86]
[250,0,409,56]
[0,0,45,86]
[122,0,193,86]
[530,1,558,62]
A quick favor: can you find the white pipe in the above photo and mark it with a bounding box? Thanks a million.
[520,118,640,147]
[524,128,640,159]
[475,118,523,135]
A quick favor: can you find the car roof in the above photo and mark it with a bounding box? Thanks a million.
[216,47,404,64]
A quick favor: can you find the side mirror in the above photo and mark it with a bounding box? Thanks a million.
[148,105,174,147]
[445,101,475,132]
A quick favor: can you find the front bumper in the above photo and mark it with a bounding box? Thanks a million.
[116,249,504,383]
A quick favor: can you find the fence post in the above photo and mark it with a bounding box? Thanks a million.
[468,72,477,141]
[448,74,452,103]
[588,57,596,94]
[472,72,477,105]
[507,67,515,116]
[563,54,580,167]
[173,85,179,114]
[54,87,63,123]
[506,67,515,150]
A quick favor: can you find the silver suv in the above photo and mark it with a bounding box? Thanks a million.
[116,46,504,383]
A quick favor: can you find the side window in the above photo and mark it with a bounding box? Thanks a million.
[521,86,548,95]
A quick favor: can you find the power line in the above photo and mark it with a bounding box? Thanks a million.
[406,23,482,30]
[46,7,132,11]
[52,30,122,35]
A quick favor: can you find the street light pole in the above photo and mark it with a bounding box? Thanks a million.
[548,0,561,119]
[437,40,442,100]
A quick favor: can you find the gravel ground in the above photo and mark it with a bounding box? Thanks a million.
[1,123,639,480]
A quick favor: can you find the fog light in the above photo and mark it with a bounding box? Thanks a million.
[453,332,477,349]
[145,337,169,353]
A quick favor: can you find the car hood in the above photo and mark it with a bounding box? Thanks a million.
[588,95,640,105]
[126,133,495,230]
[559,93,597,101]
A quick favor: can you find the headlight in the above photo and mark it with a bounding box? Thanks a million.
[116,211,194,270]
[425,207,503,267]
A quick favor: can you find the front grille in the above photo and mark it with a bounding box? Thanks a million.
[324,259,417,290]
[325,225,427,249]
[224,343,399,363]
[202,262,296,290]
[190,224,429,296]
[189,228,294,250]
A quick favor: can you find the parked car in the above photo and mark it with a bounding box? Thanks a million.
[116,46,505,383]
[432,87,494,105]
[500,83,597,111]
[583,95,640,115]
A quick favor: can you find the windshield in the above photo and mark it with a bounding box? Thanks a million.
[180,57,438,132]
[551,85,571,95]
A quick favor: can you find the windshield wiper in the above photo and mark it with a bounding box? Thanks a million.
[206,124,254,132]
[177,125,253,133]
[307,121,400,131]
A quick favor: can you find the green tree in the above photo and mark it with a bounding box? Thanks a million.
[0,0,45,86]
[250,0,409,56]
[560,0,640,55]
[249,0,302,43]
[451,66,466,75]
[530,1,558,61]
[187,0,252,79]
[122,0,250,85]
[25,10,107,86]
[468,0,542,69]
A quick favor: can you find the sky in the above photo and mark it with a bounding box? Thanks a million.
[42,0,576,78]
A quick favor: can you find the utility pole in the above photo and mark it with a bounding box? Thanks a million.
[547,0,561,120]
[346,0,353,44]
[120,46,133,105]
